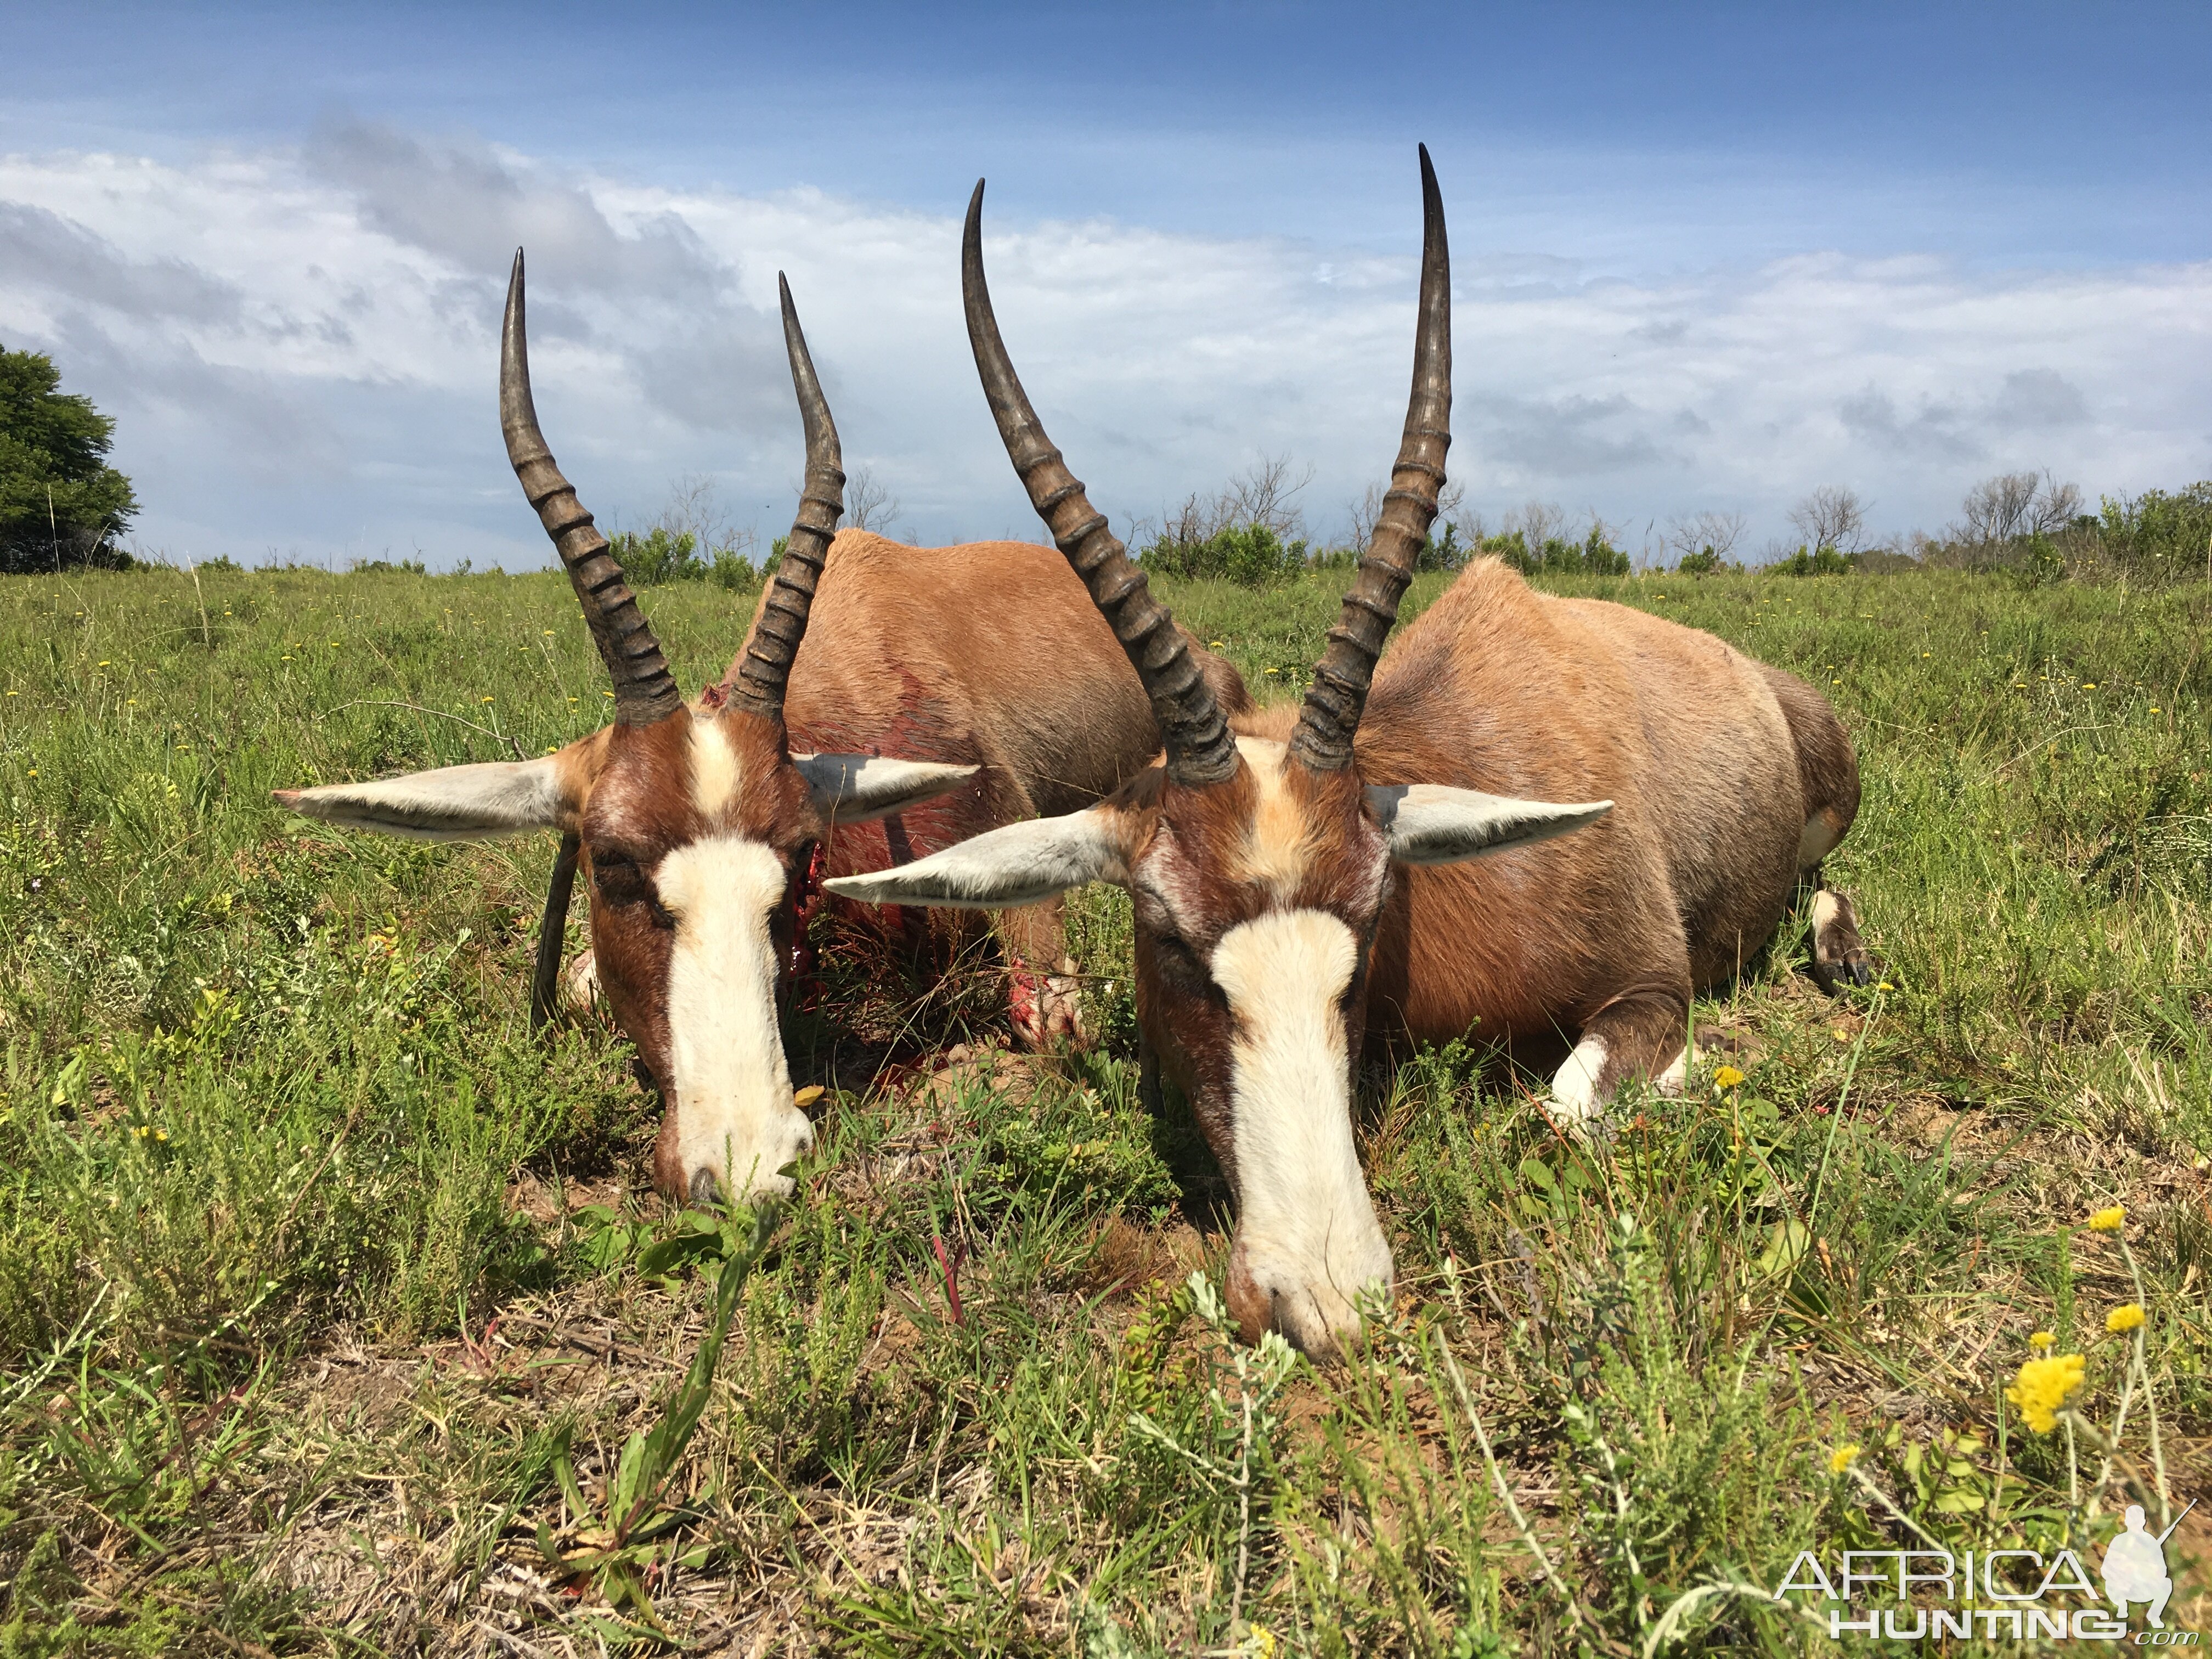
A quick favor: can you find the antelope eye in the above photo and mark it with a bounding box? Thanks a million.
[592,855,652,906]
[1152,932,1201,969]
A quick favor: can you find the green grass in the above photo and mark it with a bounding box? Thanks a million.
[1,561,2207,1654]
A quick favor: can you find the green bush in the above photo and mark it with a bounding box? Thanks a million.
[1417,520,1467,573]
[1488,523,1630,577]
[1776,544,1858,577]
[608,527,760,591]
[0,346,138,574]
[1675,546,1725,576]
[1141,521,1308,586]
[2098,482,2212,582]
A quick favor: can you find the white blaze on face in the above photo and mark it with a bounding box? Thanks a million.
[1208,909,1393,1354]
[653,834,812,1201]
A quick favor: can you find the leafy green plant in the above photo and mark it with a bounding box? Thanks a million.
[537,1202,778,1629]
[1142,522,1309,586]
[1778,543,1859,576]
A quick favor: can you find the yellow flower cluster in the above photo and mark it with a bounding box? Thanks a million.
[2028,1330,2055,1350]
[1713,1064,1746,1091]
[2106,1303,2145,1334]
[2087,1205,2125,1232]
[1829,1443,1860,1474]
[2006,1353,2085,1434]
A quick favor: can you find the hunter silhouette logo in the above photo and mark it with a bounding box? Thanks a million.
[2104,1500,2192,1629]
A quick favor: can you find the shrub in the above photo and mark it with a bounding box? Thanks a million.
[1675,546,1724,576]
[2098,482,2212,583]
[1489,523,1629,578]
[608,527,763,592]
[1417,520,1467,573]
[0,345,138,573]
[708,547,759,591]
[1142,522,1309,587]
[608,527,704,586]
[1776,544,1858,577]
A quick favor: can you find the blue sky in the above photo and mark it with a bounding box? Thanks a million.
[3,2,2207,565]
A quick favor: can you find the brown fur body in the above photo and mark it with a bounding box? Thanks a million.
[1325,558,1852,1066]
[770,530,1247,985]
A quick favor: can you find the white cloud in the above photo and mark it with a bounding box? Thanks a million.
[2,129,2207,569]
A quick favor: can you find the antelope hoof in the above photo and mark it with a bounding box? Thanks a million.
[1542,1034,1612,1137]
[561,949,601,1014]
[1009,957,1088,1049]
[1808,889,1879,995]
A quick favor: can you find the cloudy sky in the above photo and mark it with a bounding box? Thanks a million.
[4,1,2208,568]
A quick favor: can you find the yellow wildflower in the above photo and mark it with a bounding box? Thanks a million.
[1244,1625,1278,1659]
[2106,1303,2145,1334]
[1829,1443,1860,1474]
[480,696,495,704]
[2087,1205,2124,1232]
[2028,1330,2055,1350]
[2005,1352,2085,1434]
[1713,1064,1746,1091]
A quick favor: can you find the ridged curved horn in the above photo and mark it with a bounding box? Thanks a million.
[501,251,683,726]
[1288,145,1452,774]
[730,274,845,722]
[962,180,1239,788]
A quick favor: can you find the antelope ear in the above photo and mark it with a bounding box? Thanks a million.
[792,753,979,825]
[822,806,1128,910]
[275,748,592,842]
[1366,783,1611,866]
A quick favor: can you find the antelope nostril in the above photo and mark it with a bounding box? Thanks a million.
[689,1167,720,1205]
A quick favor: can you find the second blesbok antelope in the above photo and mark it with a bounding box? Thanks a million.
[826,148,1874,1359]
[275,254,1243,1204]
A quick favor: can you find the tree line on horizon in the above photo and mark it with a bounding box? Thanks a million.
[3,344,2205,591]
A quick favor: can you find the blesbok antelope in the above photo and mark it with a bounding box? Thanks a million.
[275,253,1244,1204]
[825,150,1875,1359]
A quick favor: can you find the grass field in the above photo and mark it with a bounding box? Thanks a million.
[1,559,2207,1655]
